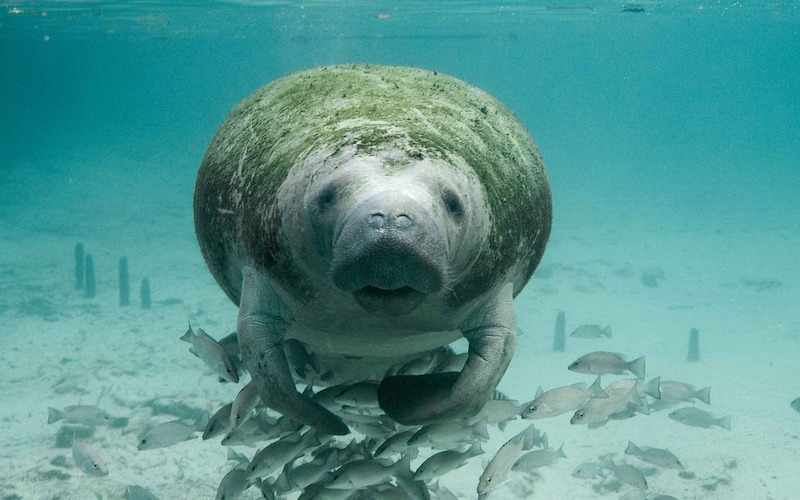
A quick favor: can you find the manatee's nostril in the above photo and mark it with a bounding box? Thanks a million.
[369,213,385,228]
[395,214,413,229]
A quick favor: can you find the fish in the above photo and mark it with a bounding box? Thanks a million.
[181,323,239,383]
[605,376,661,399]
[230,381,260,430]
[216,465,260,500]
[124,485,159,500]
[48,405,120,427]
[601,458,647,490]
[325,455,411,490]
[572,461,601,479]
[204,403,233,440]
[625,441,683,469]
[375,429,418,457]
[791,397,800,413]
[72,436,108,477]
[522,376,607,419]
[246,430,320,480]
[659,380,711,404]
[477,425,529,494]
[333,380,381,407]
[570,324,612,338]
[571,386,643,425]
[413,441,482,482]
[469,399,526,430]
[511,444,566,472]
[668,407,731,430]
[568,351,645,379]
[408,418,489,449]
[137,412,209,450]
[282,449,341,491]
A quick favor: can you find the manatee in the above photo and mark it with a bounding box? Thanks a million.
[194,64,552,435]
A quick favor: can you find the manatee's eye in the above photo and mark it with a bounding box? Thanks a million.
[441,188,464,222]
[316,184,338,212]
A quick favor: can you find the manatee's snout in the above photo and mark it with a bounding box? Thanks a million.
[331,192,446,316]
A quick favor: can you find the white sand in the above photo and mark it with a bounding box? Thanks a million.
[1,151,798,499]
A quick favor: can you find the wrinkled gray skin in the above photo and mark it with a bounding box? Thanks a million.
[194,65,552,435]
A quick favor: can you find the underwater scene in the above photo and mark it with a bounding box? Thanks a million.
[1,1,799,499]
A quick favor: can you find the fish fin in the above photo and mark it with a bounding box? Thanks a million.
[194,411,210,431]
[588,376,607,398]
[645,376,661,399]
[718,416,732,431]
[521,423,536,451]
[180,322,194,342]
[468,441,484,457]
[472,418,490,440]
[556,444,566,458]
[697,386,712,405]
[627,356,646,379]
[603,325,612,337]
[624,441,639,455]
[47,407,63,424]
[535,385,544,398]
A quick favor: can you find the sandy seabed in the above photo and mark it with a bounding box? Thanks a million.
[1,154,798,500]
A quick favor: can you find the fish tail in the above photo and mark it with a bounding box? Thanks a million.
[521,423,536,451]
[717,416,732,431]
[603,325,612,338]
[194,411,210,431]
[628,356,646,379]
[556,444,567,458]
[696,386,712,405]
[644,376,661,399]
[47,407,63,424]
[180,322,195,342]
[624,441,639,456]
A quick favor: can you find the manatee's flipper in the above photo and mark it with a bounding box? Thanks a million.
[379,283,516,425]
[237,267,348,435]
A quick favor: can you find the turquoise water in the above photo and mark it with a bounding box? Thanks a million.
[1,1,799,499]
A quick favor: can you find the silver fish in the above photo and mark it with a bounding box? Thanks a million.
[601,458,647,490]
[605,376,661,399]
[216,465,259,500]
[568,351,645,379]
[668,407,731,430]
[511,444,566,472]
[333,380,381,407]
[181,323,239,383]
[283,450,340,491]
[204,403,233,440]
[408,418,489,449]
[246,430,319,480]
[72,437,108,477]
[659,380,711,404]
[571,386,643,425]
[48,405,116,426]
[124,485,159,500]
[326,455,411,490]
[570,324,612,338]
[375,429,418,457]
[137,412,208,450]
[469,399,526,429]
[477,425,528,494]
[230,382,260,430]
[413,441,482,482]
[572,461,601,479]
[522,376,607,419]
[625,441,683,469]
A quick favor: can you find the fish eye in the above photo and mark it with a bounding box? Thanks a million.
[529,405,537,412]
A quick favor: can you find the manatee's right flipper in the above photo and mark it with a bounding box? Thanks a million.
[236,266,348,435]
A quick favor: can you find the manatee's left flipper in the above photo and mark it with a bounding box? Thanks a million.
[237,267,348,435]
[379,283,516,425]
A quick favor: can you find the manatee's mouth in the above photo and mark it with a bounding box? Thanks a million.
[351,285,428,317]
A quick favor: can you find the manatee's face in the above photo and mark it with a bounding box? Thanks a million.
[300,149,488,317]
